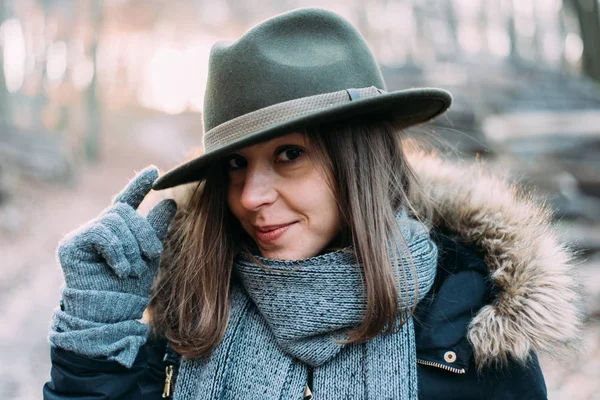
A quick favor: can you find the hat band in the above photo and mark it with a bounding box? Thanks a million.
[204,86,382,152]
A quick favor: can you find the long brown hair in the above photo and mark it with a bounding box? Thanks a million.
[150,117,423,358]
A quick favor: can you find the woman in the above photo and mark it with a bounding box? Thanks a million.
[44,8,580,400]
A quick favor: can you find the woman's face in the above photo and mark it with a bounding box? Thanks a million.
[226,132,341,260]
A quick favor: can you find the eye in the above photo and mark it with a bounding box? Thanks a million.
[276,146,304,163]
[226,154,247,170]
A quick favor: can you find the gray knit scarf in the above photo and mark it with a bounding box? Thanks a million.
[173,209,438,400]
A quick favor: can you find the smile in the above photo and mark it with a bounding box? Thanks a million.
[255,222,297,243]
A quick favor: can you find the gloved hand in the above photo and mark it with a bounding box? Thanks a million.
[58,166,176,297]
[49,166,177,367]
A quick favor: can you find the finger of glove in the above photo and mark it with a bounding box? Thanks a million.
[57,227,100,263]
[101,213,149,278]
[110,202,164,261]
[146,199,177,241]
[74,223,133,279]
[113,166,158,210]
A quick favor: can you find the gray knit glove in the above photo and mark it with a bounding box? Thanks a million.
[49,166,177,367]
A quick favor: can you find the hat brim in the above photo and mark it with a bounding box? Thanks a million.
[152,88,451,190]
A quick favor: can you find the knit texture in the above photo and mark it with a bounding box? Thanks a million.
[174,209,437,399]
[48,167,177,367]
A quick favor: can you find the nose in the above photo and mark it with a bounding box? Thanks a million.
[239,164,278,211]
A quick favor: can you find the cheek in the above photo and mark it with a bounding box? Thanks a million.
[299,179,340,233]
[319,196,341,235]
[227,186,243,221]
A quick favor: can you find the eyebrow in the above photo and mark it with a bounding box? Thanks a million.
[225,133,307,157]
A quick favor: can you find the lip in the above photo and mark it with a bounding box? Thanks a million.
[255,222,296,243]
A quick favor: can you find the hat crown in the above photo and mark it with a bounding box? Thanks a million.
[203,8,386,133]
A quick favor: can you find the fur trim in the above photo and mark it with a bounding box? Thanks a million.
[156,150,582,369]
[406,150,582,369]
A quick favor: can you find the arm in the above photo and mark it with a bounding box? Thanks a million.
[44,167,177,396]
[43,335,171,400]
[489,353,547,400]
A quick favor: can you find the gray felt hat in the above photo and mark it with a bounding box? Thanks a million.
[153,8,452,190]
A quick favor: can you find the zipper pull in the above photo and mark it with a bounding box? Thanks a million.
[162,365,174,398]
[304,364,314,399]
[303,383,313,400]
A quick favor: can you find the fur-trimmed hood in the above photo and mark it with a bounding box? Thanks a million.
[406,150,581,367]
[153,150,582,369]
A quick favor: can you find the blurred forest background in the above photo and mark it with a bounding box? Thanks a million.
[1,0,600,398]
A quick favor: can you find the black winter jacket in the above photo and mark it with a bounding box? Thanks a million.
[43,233,547,399]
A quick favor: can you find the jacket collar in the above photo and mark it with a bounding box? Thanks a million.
[414,232,491,374]
[406,149,581,369]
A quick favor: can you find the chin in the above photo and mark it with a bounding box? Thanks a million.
[261,246,318,261]
[262,250,301,261]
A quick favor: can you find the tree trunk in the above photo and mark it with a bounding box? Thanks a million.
[85,0,103,162]
[572,0,600,82]
[0,0,10,130]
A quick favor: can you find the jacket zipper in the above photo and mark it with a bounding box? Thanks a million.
[162,341,180,399]
[163,365,174,398]
[416,359,466,374]
[160,354,465,396]
[302,360,464,398]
